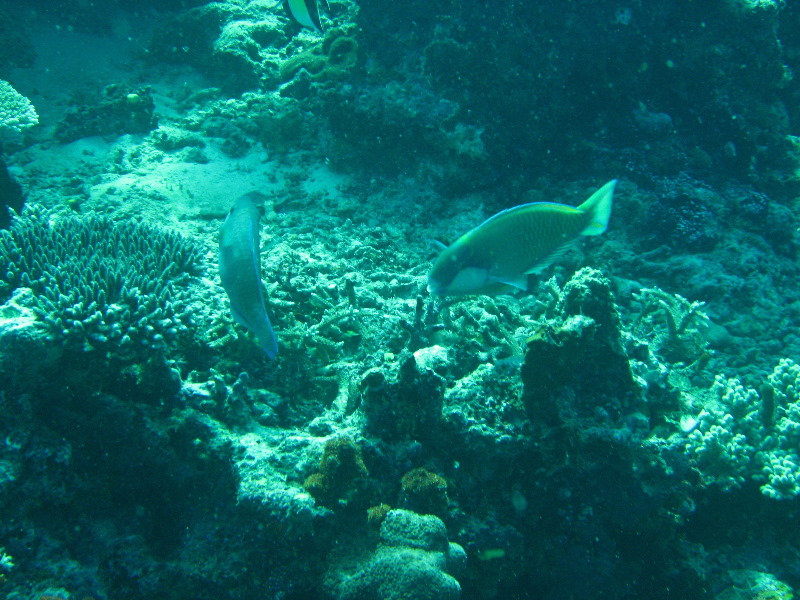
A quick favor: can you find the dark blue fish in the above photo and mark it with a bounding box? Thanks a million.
[219,193,278,358]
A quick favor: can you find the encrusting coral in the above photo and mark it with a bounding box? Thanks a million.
[304,436,370,509]
[399,467,449,519]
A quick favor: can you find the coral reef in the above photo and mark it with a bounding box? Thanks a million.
[1,0,800,598]
[148,0,360,94]
[326,509,465,600]
[0,80,38,134]
[681,358,800,499]
[522,268,645,433]
[0,207,204,358]
[360,351,446,442]
[55,85,156,144]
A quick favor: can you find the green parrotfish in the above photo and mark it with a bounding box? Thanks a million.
[283,0,329,33]
[428,180,616,296]
[219,193,279,358]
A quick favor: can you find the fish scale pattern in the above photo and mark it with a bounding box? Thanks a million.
[0,207,204,355]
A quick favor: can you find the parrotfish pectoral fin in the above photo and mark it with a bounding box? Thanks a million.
[493,274,528,291]
[524,241,577,275]
[578,179,616,236]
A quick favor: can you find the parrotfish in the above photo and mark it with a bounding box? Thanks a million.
[219,193,279,358]
[283,0,329,33]
[428,180,617,296]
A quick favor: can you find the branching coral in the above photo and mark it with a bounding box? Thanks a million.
[631,286,710,363]
[0,207,204,357]
[682,359,800,499]
[683,375,760,491]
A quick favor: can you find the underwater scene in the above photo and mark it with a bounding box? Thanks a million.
[1,0,799,599]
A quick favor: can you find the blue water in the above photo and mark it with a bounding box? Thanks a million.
[0,1,799,599]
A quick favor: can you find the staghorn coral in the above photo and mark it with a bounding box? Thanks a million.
[631,286,710,364]
[0,207,204,357]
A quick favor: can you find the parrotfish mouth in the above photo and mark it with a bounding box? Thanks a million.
[428,266,491,297]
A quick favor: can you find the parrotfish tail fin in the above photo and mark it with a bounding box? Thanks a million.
[259,324,279,359]
[320,0,330,13]
[578,179,616,236]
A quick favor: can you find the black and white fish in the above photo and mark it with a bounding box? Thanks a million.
[283,0,330,33]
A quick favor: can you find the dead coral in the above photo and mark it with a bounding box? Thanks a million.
[631,286,710,364]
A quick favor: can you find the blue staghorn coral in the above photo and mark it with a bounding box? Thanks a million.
[0,207,204,357]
